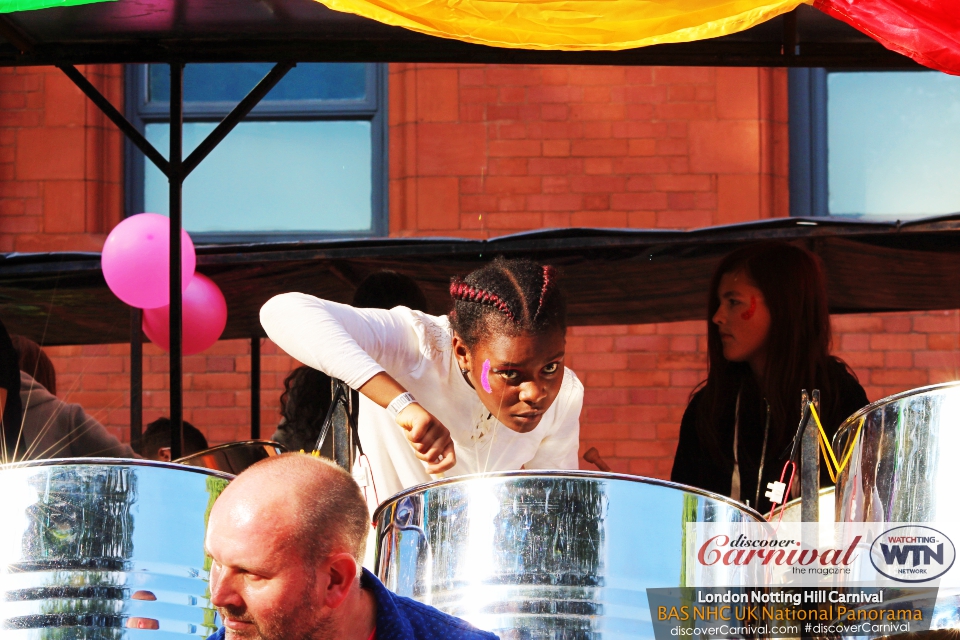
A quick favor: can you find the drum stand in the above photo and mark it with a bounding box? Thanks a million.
[800,389,821,547]
[314,378,361,471]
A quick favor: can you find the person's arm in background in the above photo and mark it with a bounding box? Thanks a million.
[63,402,138,458]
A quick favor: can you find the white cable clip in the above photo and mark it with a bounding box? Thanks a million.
[352,463,371,488]
[765,480,787,505]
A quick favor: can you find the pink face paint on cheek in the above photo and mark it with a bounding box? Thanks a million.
[741,296,757,321]
[480,359,492,393]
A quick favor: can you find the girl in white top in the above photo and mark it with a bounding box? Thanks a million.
[260,257,583,501]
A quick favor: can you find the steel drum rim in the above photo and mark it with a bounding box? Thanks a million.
[0,455,236,480]
[832,379,960,447]
[373,469,766,524]
[174,439,285,464]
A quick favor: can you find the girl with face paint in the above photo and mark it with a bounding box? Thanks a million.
[670,242,869,513]
[260,258,582,501]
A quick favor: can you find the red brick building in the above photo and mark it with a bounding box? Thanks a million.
[1,63,957,477]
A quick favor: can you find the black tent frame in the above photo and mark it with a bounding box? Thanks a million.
[0,0,930,456]
[58,61,296,457]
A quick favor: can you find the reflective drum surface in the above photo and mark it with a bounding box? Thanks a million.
[175,440,285,475]
[374,471,764,639]
[0,458,231,638]
[834,381,960,523]
[834,382,960,633]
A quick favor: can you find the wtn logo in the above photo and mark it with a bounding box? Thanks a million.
[880,542,944,566]
[871,526,956,583]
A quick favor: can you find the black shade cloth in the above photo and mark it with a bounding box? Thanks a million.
[2,215,960,347]
[0,316,23,459]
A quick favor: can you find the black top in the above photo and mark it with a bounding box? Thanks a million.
[670,360,868,514]
[0,318,22,459]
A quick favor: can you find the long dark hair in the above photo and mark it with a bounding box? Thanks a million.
[695,242,856,463]
[279,366,334,450]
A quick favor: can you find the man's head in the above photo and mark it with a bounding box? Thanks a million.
[205,454,371,639]
[141,418,208,461]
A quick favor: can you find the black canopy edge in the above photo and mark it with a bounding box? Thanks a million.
[1,215,960,346]
[0,4,923,68]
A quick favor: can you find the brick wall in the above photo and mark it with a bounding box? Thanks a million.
[389,64,789,236]
[2,63,959,484]
[572,310,960,478]
[45,339,300,447]
[0,65,123,252]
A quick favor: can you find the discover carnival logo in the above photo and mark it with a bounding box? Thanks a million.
[870,526,956,583]
[697,534,862,571]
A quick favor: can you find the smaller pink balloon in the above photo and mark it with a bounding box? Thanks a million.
[142,274,227,356]
[102,213,196,309]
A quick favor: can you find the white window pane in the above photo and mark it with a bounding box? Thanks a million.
[828,71,960,218]
[144,121,372,233]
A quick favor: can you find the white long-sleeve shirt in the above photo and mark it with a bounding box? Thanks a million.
[260,293,583,502]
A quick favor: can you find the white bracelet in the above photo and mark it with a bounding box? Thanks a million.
[387,392,418,421]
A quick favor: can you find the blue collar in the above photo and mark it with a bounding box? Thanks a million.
[209,568,497,640]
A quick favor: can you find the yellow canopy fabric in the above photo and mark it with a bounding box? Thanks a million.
[313,0,810,51]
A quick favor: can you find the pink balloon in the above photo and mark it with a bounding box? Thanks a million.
[102,213,196,309]
[142,274,227,356]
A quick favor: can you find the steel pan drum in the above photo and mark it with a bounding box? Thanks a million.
[0,458,231,638]
[834,382,960,633]
[175,440,285,475]
[374,470,764,639]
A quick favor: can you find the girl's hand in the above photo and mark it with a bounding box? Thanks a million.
[395,403,456,474]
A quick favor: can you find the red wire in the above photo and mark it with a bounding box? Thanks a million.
[766,460,796,530]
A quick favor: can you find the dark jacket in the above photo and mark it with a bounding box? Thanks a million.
[670,360,868,514]
[209,569,498,640]
[0,319,21,457]
[20,371,136,460]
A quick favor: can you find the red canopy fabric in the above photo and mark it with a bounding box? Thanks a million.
[814,0,960,75]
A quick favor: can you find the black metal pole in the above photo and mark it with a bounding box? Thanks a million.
[130,308,143,454]
[169,62,184,460]
[183,62,295,178]
[251,336,260,440]
[59,65,171,177]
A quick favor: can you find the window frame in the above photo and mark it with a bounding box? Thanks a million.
[787,68,829,218]
[124,63,389,243]
[788,67,954,219]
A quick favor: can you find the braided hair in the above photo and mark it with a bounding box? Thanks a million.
[449,257,566,347]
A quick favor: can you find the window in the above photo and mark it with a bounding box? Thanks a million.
[125,63,387,241]
[789,69,960,220]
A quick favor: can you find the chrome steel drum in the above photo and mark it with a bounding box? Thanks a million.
[374,470,764,639]
[834,382,960,633]
[0,458,231,638]
[175,440,285,475]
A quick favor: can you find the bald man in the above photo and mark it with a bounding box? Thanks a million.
[206,453,498,640]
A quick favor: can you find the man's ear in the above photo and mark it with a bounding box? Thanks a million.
[451,334,473,373]
[158,447,172,462]
[322,552,360,610]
